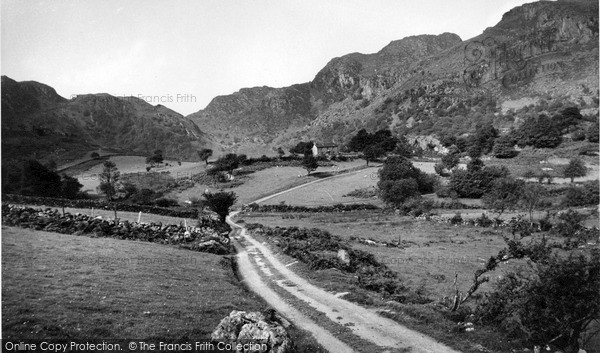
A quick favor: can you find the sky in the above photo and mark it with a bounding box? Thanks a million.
[1,0,537,115]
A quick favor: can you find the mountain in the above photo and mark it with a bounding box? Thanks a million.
[1,76,218,163]
[188,32,462,151]
[187,0,598,152]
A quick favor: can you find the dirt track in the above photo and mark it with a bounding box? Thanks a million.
[226,173,463,353]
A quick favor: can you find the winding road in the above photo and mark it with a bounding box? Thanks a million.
[226,170,463,353]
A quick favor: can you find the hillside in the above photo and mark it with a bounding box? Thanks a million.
[187,0,599,153]
[1,76,219,163]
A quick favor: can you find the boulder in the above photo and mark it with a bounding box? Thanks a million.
[337,249,350,265]
[211,310,293,353]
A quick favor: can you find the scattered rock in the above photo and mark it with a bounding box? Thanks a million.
[337,249,350,265]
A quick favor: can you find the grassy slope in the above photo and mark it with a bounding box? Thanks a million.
[0,226,324,351]
[2,226,261,339]
[172,160,368,206]
[261,167,384,207]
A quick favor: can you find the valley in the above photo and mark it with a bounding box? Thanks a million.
[2,0,599,352]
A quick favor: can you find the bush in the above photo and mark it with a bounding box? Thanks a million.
[561,181,599,207]
[476,250,600,352]
[492,135,519,158]
[474,213,494,227]
[449,212,463,225]
[449,163,510,198]
[379,179,420,207]
[154,198,179,207]
[555,209,586,237]
[395,198,434,217]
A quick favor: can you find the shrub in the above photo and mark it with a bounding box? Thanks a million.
[474,213,494,227]
[561,181,599,207]
[203,191,237,223]
[492,136,518,158]
[476,250,600,352]
[449,212,463,225]
[379,179,420,207]
[395,197,435,216]
[449,162,510,198]
[555,209,586,237]
[154,198,179,207]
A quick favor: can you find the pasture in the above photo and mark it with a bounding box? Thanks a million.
[71,156,203,195]
[171,159,368,206]
[1,226,324,350]
[1,226,260,339]
[240,211,509,296]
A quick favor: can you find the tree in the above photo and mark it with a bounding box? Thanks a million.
[362,145,384,166]
[20,160,61,197]
[348,129,398,153]
[378,179,420,206]
[97,160,120,201]
[482,177,524,216]
[470,122,498,155]
[449,160,510,198]
[441,147,460,170]
[61,174,83,199]
[519,183,545,222]
[377,156,435,206]
[393,136,414,158]
[203,191,237,223]
[90,152,100,159]
[302,154,318,175]
[563,158,587,183]
[348,129,371,152]
[146,149,164,166]
[492,135,518,158]
[198,148,213,165]
[212,153,239,175]
[516,115,562,148]
[555,106,582,134]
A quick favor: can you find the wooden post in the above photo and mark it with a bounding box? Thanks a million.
[137,211,142,223]
[91,207,94,217]
[113,204,118,225]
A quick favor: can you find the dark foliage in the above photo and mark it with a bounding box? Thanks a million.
[449,160,510,198]
[203,191,237,223]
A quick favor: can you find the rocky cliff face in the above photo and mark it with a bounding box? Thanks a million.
[1,76,217,162]
[188,0,598,153]
[188,32,464,151]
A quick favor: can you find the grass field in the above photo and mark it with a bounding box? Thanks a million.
[171,160,368,206]
[1,226,323,350]
[71,156,203,195]
[261,167,384,207]
[239,210,600,352]
[241,211,518,297]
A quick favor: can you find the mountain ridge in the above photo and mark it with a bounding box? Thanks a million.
[187,0,598,153]
[1,76,219,163]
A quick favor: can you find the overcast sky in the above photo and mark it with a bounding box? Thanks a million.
[2,0,535,115]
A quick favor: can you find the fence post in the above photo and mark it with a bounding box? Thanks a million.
[137,211,142,223]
